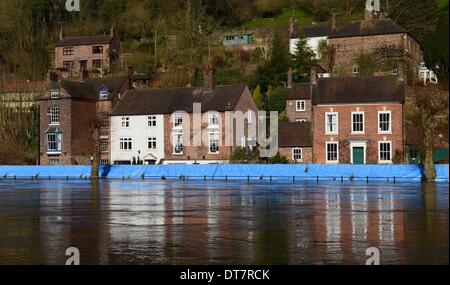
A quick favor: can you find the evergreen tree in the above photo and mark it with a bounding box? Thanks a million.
[423,14,449,82]
[291,33,317,83]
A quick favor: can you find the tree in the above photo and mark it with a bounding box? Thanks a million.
[386,0,439,43]
[406,86,449,182]
[423,14,449,82]
[252,85,263,110]
[291,33,317,83]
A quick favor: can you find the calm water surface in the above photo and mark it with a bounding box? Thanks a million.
[0,180,448,265]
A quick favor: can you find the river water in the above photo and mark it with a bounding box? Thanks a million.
[0,180,448,265]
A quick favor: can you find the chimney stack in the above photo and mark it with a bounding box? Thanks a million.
[289,17,295,38]
[331,13,337,31]
[59,26,63,40]
[203,64,215,93]
[110,24,115,37]
[287,68,293,89]
[311,67,317,85]
[397,62,405,82]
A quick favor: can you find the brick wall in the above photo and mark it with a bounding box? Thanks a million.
[55,44,111,72]
[286,99,312,122]
[313,103,404,164]
[279,147,313,164]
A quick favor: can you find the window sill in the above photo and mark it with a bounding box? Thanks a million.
[351,132,365,135]
[378,161,393,164]
[49,123,60,126]
[296,110,306,112]
[47,151,62,155]
[378,132,392,135]
[326,161,339,164]
[325,133,339,136]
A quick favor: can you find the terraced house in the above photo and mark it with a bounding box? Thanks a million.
[109,65,258,165]
[38,76,130,166]
[285,70,405,165]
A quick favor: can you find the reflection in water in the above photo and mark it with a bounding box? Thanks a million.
[0,180,448,265]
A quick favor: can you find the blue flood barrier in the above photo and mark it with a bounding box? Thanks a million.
[0,164,448,183]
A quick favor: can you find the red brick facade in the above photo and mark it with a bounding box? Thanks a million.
[312,103,404,164]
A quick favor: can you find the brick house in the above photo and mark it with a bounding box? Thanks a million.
[328,10,423,80]
[312,75,405,165]
[110,66,258,165]
[286,83,313,123]
[37,76,130,166]
[278,122,313,164]
[54,29,121,79]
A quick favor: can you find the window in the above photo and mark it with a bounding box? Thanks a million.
[209,113,219,128]
[50,107,60,125]
[209,132,220,154]
[47,133,62,153]
[100,139,109,153]
[292,148,303,161]
[63,47,74,55]
[101,114,109,128]
[379,142,392,163]
[352,112,365,134]
[325,112,338,135]
[63,61,74,70]
[148,116,157,127]
[49,159,59,166]
[121,117,130,128]
[173,134,183,154]
[148,137,157,150]
[120,138,132,150]
[50,91,59,99]
[100,159,110,166]
[92,46,103,54]
[326,142,339,163]
[173,113,183,129]
[352,64,360,75]
[378,111,392,133]
[296,119,307,123]
[296,100,306,112]
[92,59,102,69]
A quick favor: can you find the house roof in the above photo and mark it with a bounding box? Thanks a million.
[55,35,114,47]
[287,84,313,100]
[111,84,248,116]
[299,25,333,38]
[42,76,129,100]
[313,75,405,105]
[329,19,406,38]
[278,122,312,147]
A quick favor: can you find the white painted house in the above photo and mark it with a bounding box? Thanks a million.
[110,114,165,165]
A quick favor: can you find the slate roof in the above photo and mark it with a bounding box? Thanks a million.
[313,76,405,105]
[111,85,248,116]
[55,35,114,47]
[41,77,129,100]
[278,122,312,147]
[287,84,313,100]
[329,19,406,38]
[301,25,333,38]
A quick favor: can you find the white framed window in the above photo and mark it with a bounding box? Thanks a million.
[148,137,157,150]
[208,113,220,128]
[352,64,360,75]
[47,133,62,153]
[296,100,306,112]
[209,132,220,154]
[100,139,108,153]
[99,90,109,100]
[325,112,338,135]
[119,138,132,150]
[173,133,183,154]
[326,142,339,163]
[296,119,307,123]
[292,148,303,161]
[379,141,393,163]
[148,116,157,127]
[50,91,59,99]
[173,113,183,129]
[247,109,253,124]
[50,107,60,125]
[378,111,392,134]
[121,117,130,128]
[351,112,365,134]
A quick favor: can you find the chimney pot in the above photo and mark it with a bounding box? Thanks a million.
[289,17,295,38]
[331,13,337,31]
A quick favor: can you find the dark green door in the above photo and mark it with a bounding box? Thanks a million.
[352,147,365,164]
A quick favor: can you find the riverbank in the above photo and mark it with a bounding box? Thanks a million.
[0,164,448,182]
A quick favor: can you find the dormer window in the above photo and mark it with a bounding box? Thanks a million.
[50,91,59,99]
[99,86,109,100]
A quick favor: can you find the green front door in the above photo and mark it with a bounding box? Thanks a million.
[352,147,365,164]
